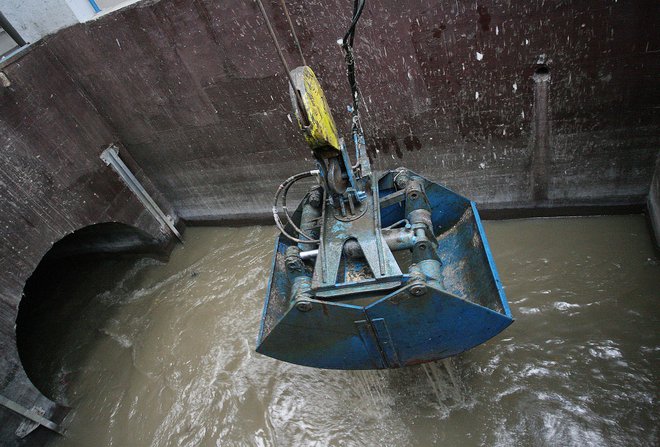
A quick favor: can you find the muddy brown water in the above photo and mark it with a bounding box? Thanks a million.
[20,216,658,446]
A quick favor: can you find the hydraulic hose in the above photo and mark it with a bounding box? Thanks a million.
[272,170,321,244]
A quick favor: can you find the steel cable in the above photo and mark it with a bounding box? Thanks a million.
[279,0,306,66]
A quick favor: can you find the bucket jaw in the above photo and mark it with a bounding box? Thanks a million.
[257,169,513,370]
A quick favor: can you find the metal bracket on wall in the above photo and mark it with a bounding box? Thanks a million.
[0,395,64,437]
[101,146,182,241]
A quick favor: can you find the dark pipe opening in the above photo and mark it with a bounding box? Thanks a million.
[533,64,551,83]
[15,223,170,403]
[535,65,550,75]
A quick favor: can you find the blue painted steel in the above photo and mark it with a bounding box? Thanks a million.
[471,202,512,317]
[369,318,400,367]
[256,169,514,369]
[355,320,387,368]
[88,0,101,13]
[256,237,281,344]
[340,139,359,192]
[365,285,512,367]
[380,174,469,233]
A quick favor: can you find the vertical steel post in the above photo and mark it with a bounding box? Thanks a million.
[101,146,182,241]
[0,395,64,436]
[0,12,26,46]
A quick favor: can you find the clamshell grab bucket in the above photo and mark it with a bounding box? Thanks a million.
[256,170,513,369]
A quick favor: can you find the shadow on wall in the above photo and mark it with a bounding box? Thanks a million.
[15,222,170,404]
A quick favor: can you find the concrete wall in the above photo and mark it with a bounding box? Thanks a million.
[0,42,177,443]
[63,0,97,23]
[37,0,659,222]
[0,0,658,443]
[2,0,86,43]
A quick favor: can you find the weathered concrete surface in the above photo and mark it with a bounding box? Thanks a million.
[2,0,84,43]
[39,0,660,221]
[0,43,178,444]
[0,0,658,443]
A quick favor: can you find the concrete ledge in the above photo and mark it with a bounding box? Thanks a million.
[184,202,648,228]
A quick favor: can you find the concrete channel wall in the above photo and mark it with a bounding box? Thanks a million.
[0,42,179,443]
[649,162,660,249]
[0,0,658,443]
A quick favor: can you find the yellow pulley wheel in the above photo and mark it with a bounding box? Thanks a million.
[289,66,341,156]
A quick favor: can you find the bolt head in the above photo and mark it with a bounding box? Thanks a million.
[410,283,427,296]
[296,301,313,312]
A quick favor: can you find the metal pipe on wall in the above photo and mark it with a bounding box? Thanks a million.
[87,0,101,14]
[0,12,26,46]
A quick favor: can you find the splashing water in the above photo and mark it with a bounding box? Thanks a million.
[15,216,657,447]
